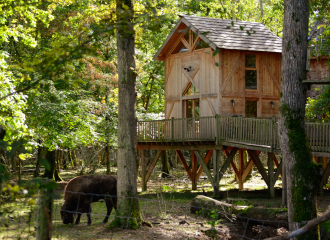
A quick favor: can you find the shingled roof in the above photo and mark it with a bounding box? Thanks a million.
[155,15,282,60]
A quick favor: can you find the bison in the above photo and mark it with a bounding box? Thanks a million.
[60,175,117,225]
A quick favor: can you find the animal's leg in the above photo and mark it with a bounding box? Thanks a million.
[103,198,115,223]
[75,213,82,225]
[87,204,92,226]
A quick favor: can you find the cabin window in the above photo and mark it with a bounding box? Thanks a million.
[184,99,200,118]
[245,54,257,90]
[195,39,209,50]
[183,83,199,96]
[172,41,188,54]
[245,101,257,117]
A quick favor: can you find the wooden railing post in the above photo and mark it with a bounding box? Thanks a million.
[215,114,219,145]
[270,116,275,151]
[171,117,174,141]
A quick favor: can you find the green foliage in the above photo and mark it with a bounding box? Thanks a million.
[306,85,330,121]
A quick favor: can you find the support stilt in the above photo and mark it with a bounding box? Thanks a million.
[141,150,147,191]
[213,150,219,196]
[267,152,275,198]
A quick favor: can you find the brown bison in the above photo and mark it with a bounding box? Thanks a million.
[60,175,117,225]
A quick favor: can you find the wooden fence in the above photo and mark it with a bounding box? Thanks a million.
[137,116,330,153]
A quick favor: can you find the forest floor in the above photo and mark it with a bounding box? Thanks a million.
[1,164,330,239]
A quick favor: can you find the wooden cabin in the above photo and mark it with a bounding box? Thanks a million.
[137,16,330,196]
[154,15,282,120]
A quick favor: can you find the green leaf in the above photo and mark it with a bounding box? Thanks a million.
[40,158,51,171]
[240,26,244,31]
[44,181,57,190]
[213,49,220,56]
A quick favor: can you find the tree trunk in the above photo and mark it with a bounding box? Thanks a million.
[110,0,141,230]
[70,149,77,167]
[43,149,62,181]
[161,150,170,178]
[106,144,111,174]
[279,1,322,238]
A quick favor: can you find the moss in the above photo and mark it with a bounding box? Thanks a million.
[109,192,142,230]
[280,104,322,239]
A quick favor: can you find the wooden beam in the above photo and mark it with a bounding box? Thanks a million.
[247,149,269,186]
[145,150,163,182]
[182,67,200,91]
[274,160,282,182]
[224,150,239,178]
[242,160,254,181]
[192,151,197,190]
[176,150,193,181]
[138,144,223,151]
[206,97,216,116]
[219,147,239,181]
[194,151,214,186]
[141,150,147,191]
[196,150,213,180]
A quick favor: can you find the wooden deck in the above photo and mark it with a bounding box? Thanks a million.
[137,116,330,155]
[137,116,330,197]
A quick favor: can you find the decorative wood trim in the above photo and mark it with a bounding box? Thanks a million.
[165,58,176,85]
[176,150,193,181]
[145,150,163,182]
[180,37,191,51]
[206,97,216,116]
[201,93,218,98]
[165,97,180,101]
[182,67,200,91]
[261,57,281,92]
[167,101,176,118]
[222,53,242,92]
[182,95,200,100]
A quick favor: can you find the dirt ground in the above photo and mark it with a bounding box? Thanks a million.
[2,165,330,239]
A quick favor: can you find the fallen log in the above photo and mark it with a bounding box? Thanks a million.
[191,195,288,228]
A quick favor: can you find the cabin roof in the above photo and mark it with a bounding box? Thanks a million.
[155,15,282,60]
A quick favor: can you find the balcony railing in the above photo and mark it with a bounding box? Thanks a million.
[137,116,330,153]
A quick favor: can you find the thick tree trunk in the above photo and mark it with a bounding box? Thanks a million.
[279,1,322,239]
[43,149,62,182]
[110,0,141,229]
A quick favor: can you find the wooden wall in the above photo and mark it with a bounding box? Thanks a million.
[164,47,282,119]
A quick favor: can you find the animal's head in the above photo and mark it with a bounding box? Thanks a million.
[60,204,74,224]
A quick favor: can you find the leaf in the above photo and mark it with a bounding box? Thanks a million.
[215,62,219,67]
[44,181,57,190]
[247,30,251,36]
[240,26,244,31]
[122,4,130,10]
[39,158,51,171]
[213,49,220,56]
[226,26,230,29]
[231,21,234,26]
[18,153,27,160]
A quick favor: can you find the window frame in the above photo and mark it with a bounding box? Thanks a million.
[245,53,258,91]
